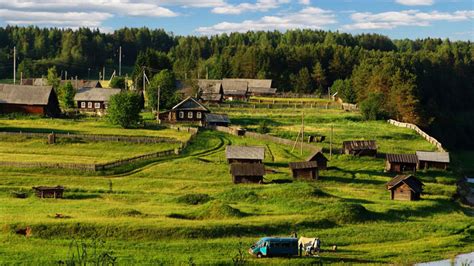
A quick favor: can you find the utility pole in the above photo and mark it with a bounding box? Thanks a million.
[13,46,16,84]
[88,68,91,80]
[65,70,68,81]
[330,125,333,160]
[103,66,106,81]
[301,112,304,155]
[119,46,122,76]
[328,86,330,100]
[157,86,161,123]
[20,72,23,85]
[206,67,209,80]
[142,68,146,92]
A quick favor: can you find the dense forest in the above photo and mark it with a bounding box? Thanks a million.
[0,26,473,149]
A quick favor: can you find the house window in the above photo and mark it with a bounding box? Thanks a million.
[104,103,108,109]
[197,112,202,119]
[81,102,86,108]
[188,112,193,119]
[94,102,101,109]
[87,102,93,108]
[179,111,184,118]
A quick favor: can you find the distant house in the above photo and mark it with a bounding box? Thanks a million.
[60,80,102,90]
[159,97,210,123]
[230,163,265,184]
[198,79,223,103]
[32,186,64,199]
[74,88,121,111]
[289,161,319,180]
[342,140,377,156]
[0,84,61,117]
[204,113,230,127]
[225,146,265,164]
[385,154,418,173]
[222,79,248,101]
[224,78,276,97]
[416,151,450,170]
[306,150,328,170]
[386,175,423,201]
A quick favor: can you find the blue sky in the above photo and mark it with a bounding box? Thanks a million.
[0,0,472,40]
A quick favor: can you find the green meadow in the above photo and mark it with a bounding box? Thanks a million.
[0,107,472,265]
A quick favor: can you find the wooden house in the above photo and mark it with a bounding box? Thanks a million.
[160,97,210,123]
[385,154,418,173]
[32,186,65,199]
[225,78,276,97]
[386,175,423,201]
[416,151,450,170]
[198,79,223,103]
[225,146,265,164]
[60,80,102,90]
[306,150,328,170]
[74,88,121,111]
[230,163,265,184]
[289,161,319,180]
[222,79,248,101]
[204,113,230,127]
[0,84,61,117]
[342,140,377,156]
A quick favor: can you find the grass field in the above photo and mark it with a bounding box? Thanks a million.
[250,96,332,104]
[0,108,472,265]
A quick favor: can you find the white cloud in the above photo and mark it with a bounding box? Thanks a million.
[343,10,474,30]
[0,9,113,27]
[299,0,311,5]
[212,0,290,15]
[197,7,336,34]
[396,0,434,6]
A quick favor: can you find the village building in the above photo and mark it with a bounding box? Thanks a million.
[225,146,265,164]
[0,84,61,117]
[222,79,248,101]
[230,163,265,184]
[342,140,377,156]
[386,175,423,201]
[62,80,102,90]
[416,151,450,170]
[74,88,121,111]
[289,161,319,180]
[385,154,418,173]
[176,80,197,99]
[306,150,328,170]
[204,113,230,127]
[159,97,210,123]
[224,78,276,97]
[198,79,223,103]
[32,186,65,199]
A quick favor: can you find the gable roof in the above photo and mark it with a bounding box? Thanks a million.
[248,87,277,95]
[198,79,222,94]
[222,79,248,93]
[224,78,272,88]
[201,94,222,102]
[74,88,122,102]
[0,84,54,105]
[289,161,318,170]
[343,140,377,150]
[172,97,209,111]
[306,150,327,162]
[386,154,419,164]
[230,163,265,176]
[386,175,424,193]
[205,113,230,124]
[416,151,450,163]
[226,146,265,161]
[60,80,102,90]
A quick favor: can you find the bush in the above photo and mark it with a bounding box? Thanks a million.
[176,194,212,205]
[360,93,387,120]
[10,191,29,198]
[257,120,270,134]
[103,208,143,217]
[107,92,142,128]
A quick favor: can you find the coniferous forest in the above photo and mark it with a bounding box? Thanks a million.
[0,26,473,148]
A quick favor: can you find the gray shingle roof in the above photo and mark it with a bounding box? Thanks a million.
[226,146,265,160]
[224,78,272,88]
[386,154,419,164]
[172,97,210,111]
[306,150,327,162]
[0,84,54,105]
[231,163,265,176]
[74,88,121,102]
[222,80,248,93]
[248,87,277,95]
[289,161,318,170]
[343,140,377,150]
[416,151,450,163]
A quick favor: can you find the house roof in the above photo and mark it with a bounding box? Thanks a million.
[416,151,450,163]
[386,154,419,164]
[172,96,210,111]
[60,80,102,90]
[74,88,121,102]
[230,163,265,176]
[0,84,54,105]
[205,113,230,124]
[32,186,65,190]
[201,94,222,101]
[306,150,327,162]
[224,78,272,88]
[386,175,423,193]
[343,140,377,150]
[222,79,248,93]
[248,87,277,94]
[198,79,222,94]
[289,161,318,170]
[226,146,265,161]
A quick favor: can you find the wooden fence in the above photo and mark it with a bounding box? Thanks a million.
[208,102,349,110]
[387,119,445,152]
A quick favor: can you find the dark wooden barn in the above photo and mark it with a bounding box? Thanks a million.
[32,186,65,199]
[74,88,121,111]
[0,84,61,117]
[416,151,450,170]
[160,97,210,123]
[385,154,418,173]
[342,140,377,156]
[204,113,230,127]
[289,161,319,180]
[225,146,265,164]
[306,150,328,170]
[386,175,423,201]
[230,163,265,184]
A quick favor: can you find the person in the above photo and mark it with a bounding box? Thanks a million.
[299,243,303,257]
[315,238,321,253]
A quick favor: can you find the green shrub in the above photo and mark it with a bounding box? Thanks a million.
[176,194,212,205]
[324,203,372,224]
[102,208,143,217]
[219,188,259,202]
[10,191,29,199]
[196,201,247,220]
[107,92,142,128]
[435,176,457,185]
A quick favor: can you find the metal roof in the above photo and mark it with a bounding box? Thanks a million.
[0,84,54,105]
[74,88,121,102]
[289,161,318,170]
[226,146,265,160]
[416,151,450,163]
[386,154,418,164]
[230,163,265,176]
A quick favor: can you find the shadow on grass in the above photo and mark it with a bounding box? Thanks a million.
[63,193,102,200]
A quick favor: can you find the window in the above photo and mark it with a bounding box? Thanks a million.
[188,112,193,119]
[196,112,202,119]
[104,103,108,109]
[179,111,184,118]
[87,102,93,108]
[81,102,86,108]
[94,102,101,109]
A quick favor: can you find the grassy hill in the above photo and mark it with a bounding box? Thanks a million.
[0,108,472,265]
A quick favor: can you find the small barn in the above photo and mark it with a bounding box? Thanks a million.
[198,79,223,103]
[61,80,102,90]
[289,161,319,180]
[306,150,328,170]
[342,140,377,156]
[32,186,65,199]
[230,163,265,184]
[386,175,423,201]
[0,84,61,117]
[74,88,121,110]
[385,154,418,173]
[204,113,230,127]
[222,79,248,101]
[225,146,265,164]
[416,151,450,170]
[224,78,276,97]
[160,97,210,123]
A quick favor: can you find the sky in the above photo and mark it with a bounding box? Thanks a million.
[0,0,472,40]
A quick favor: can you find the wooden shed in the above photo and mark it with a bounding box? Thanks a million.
[198,79,223,103]
[289,161,319,180]
[385,154,418,173]
[416,151,450,170]
[225,146,265,164]
[222,79,248,101]
[0,84,61,117]
[74,88,121,111]
[306,150,328,170]
[32,186,65,199]
[160,97,210,123]
[230,163,265,184]
[342,140,377,156]
[204,113,230,127]
[386,175,423,201]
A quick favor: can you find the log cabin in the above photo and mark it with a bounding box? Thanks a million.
[204,113,230,127]
[32,186,65,199]
[225,146,265,164]
[289,161,319,180]
[342,140,377,156]
[0,84,61,117]
[222,79,248,101]
[159,97,210,124]
[385,154,418,173]
[74,88,121,111]
[230,163,265,184]
[306,150,328,170]
[416,151,450,170]
[386,175,423,201]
